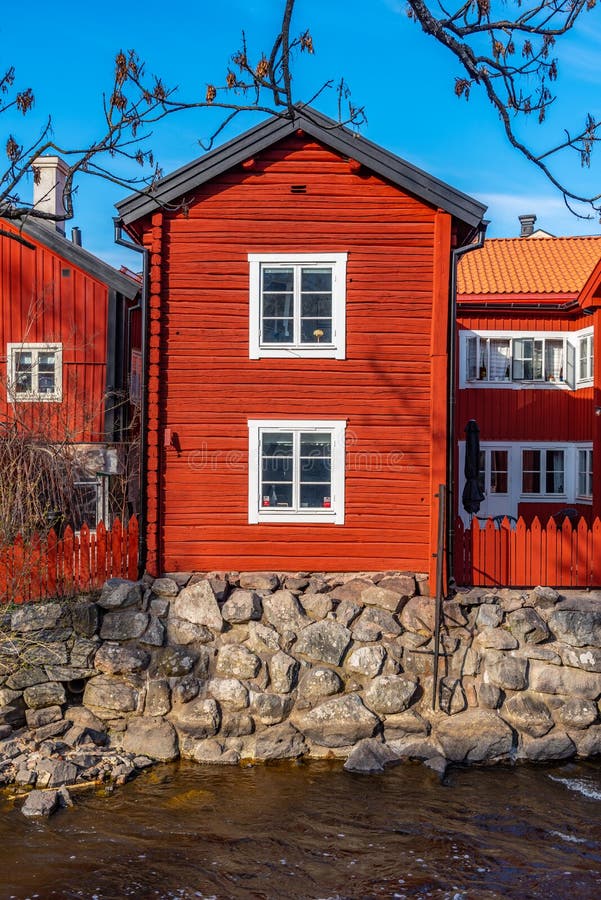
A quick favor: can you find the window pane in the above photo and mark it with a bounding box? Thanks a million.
[38,372,55,394]
[545,339,563,381]
[545,450,564,493]
[262,268,293,292]
[522,450,541,493]
[300,319,332,344]
[301,294,332,317]
[263,295,294,317]
[466,337,477,381]
[579,337,588,380]
[478,337,489,379]
[301,268,332,292]
[300,484,331,508]
[14,351,33,392]
[300,434,331,456]
[262,457,293,481]
[300,457,331,482]
[478,449,485,495]
[262,433,293,456]
[490,450,508,494]
[262,318,293,343]
[261,482,293,508]
[489,340,511,380]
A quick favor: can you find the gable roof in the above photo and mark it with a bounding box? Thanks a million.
[116,106,486,230]
[2,217,139,300]
[458,235,601,297]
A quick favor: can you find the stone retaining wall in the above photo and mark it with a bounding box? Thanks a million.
[1,571,601,801]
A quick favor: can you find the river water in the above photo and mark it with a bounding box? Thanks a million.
[1,759,600,899]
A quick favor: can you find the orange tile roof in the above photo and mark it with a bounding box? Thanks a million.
[457,236,601,296]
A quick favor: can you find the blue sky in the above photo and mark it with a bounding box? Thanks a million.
[2,1,600,268]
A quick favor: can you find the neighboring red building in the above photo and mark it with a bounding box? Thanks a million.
[456,217,601,527]
[0,166,139,528]
[116,108,486,581]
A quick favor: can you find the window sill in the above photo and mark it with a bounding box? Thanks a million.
[253,345,343,360]
[8,394,62,403]
[251,511,343,525]
[463,381,572,391]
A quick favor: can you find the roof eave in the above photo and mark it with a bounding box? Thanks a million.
[116,106,486,230]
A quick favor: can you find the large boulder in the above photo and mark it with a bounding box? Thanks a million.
[364,675,418,715]
[435,710,515,763]
[83,675,139,714]
[208,678,249,710]
[344,645,386,677]
[170,697,221,738]
[262,590,308,634]
[239,572,280,592]
[94,643,150,675]
[11,603,63,633]
[560,646,601,673]
[500,693,554,738]
[399,596,435,634]
[327,578,373,603]
[120,717,179,761]
[250,722,306,760]
[297,667,343,705]
[269,651,299,693]
[482,653,528,691]
[221,590,262,624]
[251,692,292,725]
[528,661,601,699]
[295,621,351,666]
[521,731,575,762]
[548,598,601,647]
[21,789,61,817]
[360,585,405,614]
[22,682,66,710]
[215,645,261,680]
[169,581,223,632]
[97,578,143,611]
[553,698,598,730]
[343,738,400,774]
[291,694,379,748]
[506,608,549,644]
[100,609,149,641]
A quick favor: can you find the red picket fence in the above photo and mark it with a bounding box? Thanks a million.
[0,517,139,603]
[454,515,601,588]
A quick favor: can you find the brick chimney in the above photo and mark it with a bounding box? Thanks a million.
[519,214,537,237]
[32,156,69,234]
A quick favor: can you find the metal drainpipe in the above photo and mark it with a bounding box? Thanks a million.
[446,221,488,584]
[113,217,149,577]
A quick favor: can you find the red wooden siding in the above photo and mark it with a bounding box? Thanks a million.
[140,135,453,577]
[455,515,601,588]
[0,223,110,441]
[455,315,595,443]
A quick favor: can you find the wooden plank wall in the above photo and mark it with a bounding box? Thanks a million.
[146,135,449,574]
[0,224,109,441]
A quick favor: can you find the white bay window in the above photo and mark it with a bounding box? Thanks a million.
[460,329,598,388]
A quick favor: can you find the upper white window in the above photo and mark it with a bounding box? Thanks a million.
[578,332,594,383]
[248,419,346,524]
[460,328,595,389]
[248,253,347,359]
[7,343,62,402]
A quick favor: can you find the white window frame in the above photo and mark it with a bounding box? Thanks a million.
[248,419,346,524]
[521,446,566,497]
[248,253,347,359]
[578,330,594,384]
[458,328,600,390]
[72,474,110,532]
[576,445,593,500]
[6,342,63,402]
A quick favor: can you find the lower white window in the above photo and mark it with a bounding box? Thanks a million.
[72,475,109,531]
[577,448,593,499]
[248,419,346,524]
[7,342,62,401]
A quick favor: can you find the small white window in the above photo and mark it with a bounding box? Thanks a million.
[577,448,593,498]
[521,448,565,496]
[248,253,347,359]
[462,331,577,388]
[248,419,346,523]
[7,342,62,402]
[578,333,594,383]
[72,475,109,531]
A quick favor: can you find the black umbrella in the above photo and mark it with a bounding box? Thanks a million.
[462,419,485,515]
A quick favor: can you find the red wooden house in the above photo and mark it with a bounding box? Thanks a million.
[1,160,139,529]
[115,108,486,583]
[456,217,601,529]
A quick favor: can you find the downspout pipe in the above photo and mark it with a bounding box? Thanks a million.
[447,221,488,585]
[113,217,149,577]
